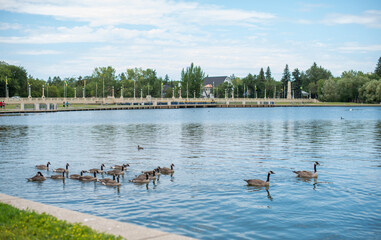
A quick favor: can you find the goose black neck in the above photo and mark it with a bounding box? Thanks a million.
[101,165,104,170]
[66,165,69,170]
[314,164,317,173]
[266,172,271,182]
[171,165,173,170]
[93,172,97,177]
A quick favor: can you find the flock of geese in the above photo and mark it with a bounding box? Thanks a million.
[29,159,321,188]
[28,160,175,187]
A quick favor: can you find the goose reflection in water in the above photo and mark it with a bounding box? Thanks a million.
[296,177,318,190]
[247,186,273,201]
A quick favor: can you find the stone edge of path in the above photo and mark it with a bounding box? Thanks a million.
[0,193,196,240]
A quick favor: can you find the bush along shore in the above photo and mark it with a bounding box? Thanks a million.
[0,202,123,240]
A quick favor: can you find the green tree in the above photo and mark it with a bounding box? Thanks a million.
[181,63,205,98]
[92,66,117,98]
[320,78,338,102]
[305,62,332,98]
[0,61,28,97]
[242,73,256,98]
[359,79,381,103]
[257,68,265,98]
[281,64,291,98]
[292,68,302,98]
[375,57,381,77]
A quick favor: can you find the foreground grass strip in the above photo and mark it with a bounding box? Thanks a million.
[0,203,123,240]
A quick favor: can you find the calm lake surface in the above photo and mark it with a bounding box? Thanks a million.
[1,107,381,239]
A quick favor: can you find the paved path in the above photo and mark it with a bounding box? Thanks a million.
[0,193,196,240]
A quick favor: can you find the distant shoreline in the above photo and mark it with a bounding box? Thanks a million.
[0,103,380,115]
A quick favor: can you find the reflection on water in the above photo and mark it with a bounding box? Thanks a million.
[0,107,381,240]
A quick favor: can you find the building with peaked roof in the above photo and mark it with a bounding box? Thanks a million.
[202,76,232,98]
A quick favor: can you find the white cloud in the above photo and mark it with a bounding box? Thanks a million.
[0,22,21,30]
[322,10,381,28]
[16,50,62,55]
[298,3,331,12]
[338,43,381,53]
[0,0,275,28]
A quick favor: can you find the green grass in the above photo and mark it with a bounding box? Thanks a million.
[0,203,123,240]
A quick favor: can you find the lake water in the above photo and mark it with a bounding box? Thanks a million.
[0,107,381,239]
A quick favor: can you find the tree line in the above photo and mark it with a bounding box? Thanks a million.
[0,58,380,103]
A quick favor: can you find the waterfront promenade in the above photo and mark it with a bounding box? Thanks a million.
[0,97,320,114]
[0,193,195,240]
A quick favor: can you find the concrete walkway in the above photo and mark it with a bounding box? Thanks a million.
[0,193,196,240]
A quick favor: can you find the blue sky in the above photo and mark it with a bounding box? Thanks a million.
[0,0,380,81]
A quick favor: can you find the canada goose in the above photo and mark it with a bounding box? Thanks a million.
[36,162,51,170]
[244,171,275,187]
[50,172,65,179]
[142,168,160,176]
[27,172,46,181]
[138,145,144,150]
[79,171,98,181]
[102,176,121,186]
[293,162,320,178]
[155,167,161,176]
[87,164,105,173]
[161,164,174,174]
[130,173,149,183]
[53,163,69,173]
[148,170,156,180]
[98,175,116,183]
[69,171,84,180]
[106,166,125,176]
[111,164,129,170]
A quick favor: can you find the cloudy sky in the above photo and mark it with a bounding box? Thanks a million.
[0,0,380,80]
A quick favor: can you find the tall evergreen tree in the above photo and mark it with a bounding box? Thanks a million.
[281,64,291,97]
[292,68,302,98]
[258,68,265,98]
[375,57,381,77]
[265,66,271,81]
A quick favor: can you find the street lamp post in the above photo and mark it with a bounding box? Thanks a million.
[134,81,136,99]
[213,82,215,98]
[28,84,31,98]
[74,87,77,98]
[83,80,86,98]
[5,76,9,99]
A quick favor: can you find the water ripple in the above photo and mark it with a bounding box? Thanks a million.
[0,107,380,239]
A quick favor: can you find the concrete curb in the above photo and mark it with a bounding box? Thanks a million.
[0,193,196,240]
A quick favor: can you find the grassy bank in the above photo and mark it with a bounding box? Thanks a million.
[0,202,122,240]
